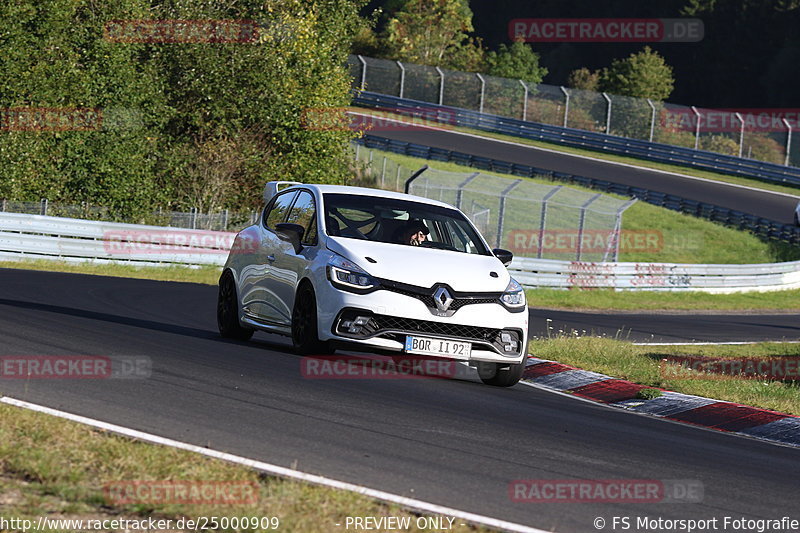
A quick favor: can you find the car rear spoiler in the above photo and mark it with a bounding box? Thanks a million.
[263,181,302,204]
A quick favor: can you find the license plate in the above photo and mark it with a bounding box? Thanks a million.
[404,336,471,359]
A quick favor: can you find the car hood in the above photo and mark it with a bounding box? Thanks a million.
[326,237,510,292]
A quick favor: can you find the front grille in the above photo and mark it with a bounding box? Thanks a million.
[333,309,523,356]
[374,314,500,341]
[449,297,498,310]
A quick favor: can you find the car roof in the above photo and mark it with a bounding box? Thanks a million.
[284,184,456,210]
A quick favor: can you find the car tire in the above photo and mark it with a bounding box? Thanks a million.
[477,359,526,387]
[217,271,254,341]
[291,284,330,355]
[795,212,800,227]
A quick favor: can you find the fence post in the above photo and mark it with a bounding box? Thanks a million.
[397,60,405,99]
[691,106,701,150]
[190,207,197,230]
[560,86,570,128]
[611,199,637,262]
[735,113,745,158]
[455,172,480,209]
[355,143,360,161]
[476,73,486,114]
[222,209,229,231]
[495,179,522,249]
[436,66,445,106]
[575,193,601,261]
[357,55,367,91]
[40,198,48,216]
[647,99,656,142]
[519,80,528,121]
[602,92,612,134]
[783,118,793,166]
[1,199,6,212]
[537,186,562,259]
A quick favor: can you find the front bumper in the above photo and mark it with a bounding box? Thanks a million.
[315,282,528,364]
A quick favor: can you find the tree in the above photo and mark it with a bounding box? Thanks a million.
[0,0,366,218]
[485,40,548,85]
[567,67,599,91]
[598,47,674,101]
[384,0,476,68]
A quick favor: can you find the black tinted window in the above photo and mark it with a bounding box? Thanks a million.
[286,190,317,245]
[264,191,297,229]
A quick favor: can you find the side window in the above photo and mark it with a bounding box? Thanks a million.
[285,190,318,245]
[264,191,297,229]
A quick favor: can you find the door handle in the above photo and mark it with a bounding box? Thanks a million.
[267,255,276,262]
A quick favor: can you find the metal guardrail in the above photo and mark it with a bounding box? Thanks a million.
[0,212,232,267]
[2,213,798,293]
[355,134,800,247]
[353,92,800,188]
[0,213,800,292]
[509,257,800,293]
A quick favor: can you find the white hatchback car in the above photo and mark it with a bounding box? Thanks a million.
[217,182,529,387]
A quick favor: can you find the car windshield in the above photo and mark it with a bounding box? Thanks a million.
[322,193,491,255]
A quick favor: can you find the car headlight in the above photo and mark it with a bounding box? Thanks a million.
[500,278,526,309]
[327,254,379,292]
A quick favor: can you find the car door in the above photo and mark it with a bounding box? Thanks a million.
[240,190,297,323]
[268,190,320,326]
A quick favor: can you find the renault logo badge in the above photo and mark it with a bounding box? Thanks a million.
[433,287,453,312]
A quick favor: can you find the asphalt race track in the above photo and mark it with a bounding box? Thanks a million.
[2,268,799,532]
[353,115,800,225]
[528,308,800,343]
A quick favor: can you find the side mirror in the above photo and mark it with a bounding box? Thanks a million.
[276,223,305,254]
[492,248,513,266]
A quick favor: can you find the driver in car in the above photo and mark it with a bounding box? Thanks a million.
[395,219,430,246]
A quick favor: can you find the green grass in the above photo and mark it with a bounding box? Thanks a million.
[530,337,800,415]
[0,402,487,532]
[526,287,800,311]
[351,106,800,198]
[0,260,222,285]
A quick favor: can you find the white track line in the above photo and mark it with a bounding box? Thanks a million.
[348,110,800,200]
[632,341,800,346]
[1,396,548,533]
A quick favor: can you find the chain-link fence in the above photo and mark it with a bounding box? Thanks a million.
[349,55,797,167]
[351,143,636,261]
[0,198,259,231]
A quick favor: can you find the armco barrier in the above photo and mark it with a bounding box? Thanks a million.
[356,134,800,247]
[353,92,800,188]
[0,212,232,267]
[509,257,800,293]
[2,213,799,293]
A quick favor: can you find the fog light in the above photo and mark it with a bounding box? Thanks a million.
[344,316,372,334]
[504,342,518,352]
[501,332,512,343]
